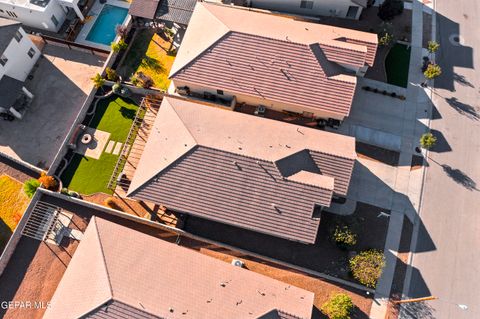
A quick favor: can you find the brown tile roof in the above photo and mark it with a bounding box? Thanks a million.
[170,3,378,118]
[127,96,356,243]
[128,0,159,19]
[44,217,315,319]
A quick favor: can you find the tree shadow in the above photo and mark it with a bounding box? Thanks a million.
[401,300,436,319]
[452,72,475,88]
[444,97,479,120]
[429,129,452,153]
[441,164,479,191]
[119,106,136,120]
[140,56,166,73]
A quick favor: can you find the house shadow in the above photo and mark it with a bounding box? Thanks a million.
[433,13,474,92]
[429,129,452,153]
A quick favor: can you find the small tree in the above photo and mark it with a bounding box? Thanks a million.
[321,293,354,319]
[332,225,357,249]
[427,40,440,55]
[378,0,404,21]
[24,179,40,198]
[424,63,442,80]
[91,73,105,89]
[349,250,385,288]
[420,132,437,149]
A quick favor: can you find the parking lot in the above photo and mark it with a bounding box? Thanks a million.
[0,44,105,169]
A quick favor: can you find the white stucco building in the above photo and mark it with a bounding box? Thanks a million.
[0,0,84,32]
[247,0,368,19]
[0,18,40,118]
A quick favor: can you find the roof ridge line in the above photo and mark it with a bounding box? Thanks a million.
[168,98,199,146]
[92,216,115,299]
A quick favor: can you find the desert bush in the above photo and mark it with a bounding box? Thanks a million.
[349,250,385,288]
[424,63,442,79]
[91,73,105,89]
[38,172,58,190]
[332,225,357,249]
[427,40,440,54]
[105,67,118,81]
[115,24,128,39]
[378,32,393,46]
[321,293,354,319]
[420,132,437,149]
[111,39,128,53]
[24,179,40,198]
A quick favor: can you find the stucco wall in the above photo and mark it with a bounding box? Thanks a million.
[172,79,347,120]
[249,0,363,19]
[0,27,40,82]
[0,0,67,32]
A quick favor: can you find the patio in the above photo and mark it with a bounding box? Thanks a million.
[60,95,141,195]
[0,44,105,169]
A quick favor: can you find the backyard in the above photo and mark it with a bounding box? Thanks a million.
[119,29,176,91]
[61,95,140,195]
[0,175,30,251]
[385,43,412,88]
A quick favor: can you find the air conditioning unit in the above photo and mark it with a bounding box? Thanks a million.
[231,259,245,268]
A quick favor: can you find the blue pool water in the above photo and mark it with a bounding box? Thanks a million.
[86,5,128,45]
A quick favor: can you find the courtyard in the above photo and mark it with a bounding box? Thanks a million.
[60,95,141,195]
[0,44,105,169]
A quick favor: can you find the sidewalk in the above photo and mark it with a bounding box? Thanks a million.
[369,0,434,317]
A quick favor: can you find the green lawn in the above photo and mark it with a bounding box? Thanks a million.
[61,96,139,195]
[385,43,411,88]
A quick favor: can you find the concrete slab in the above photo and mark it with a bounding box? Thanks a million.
[112,142,123,155]
[0,44,105,169]
[105,140,115,153]
[74,128,110,160]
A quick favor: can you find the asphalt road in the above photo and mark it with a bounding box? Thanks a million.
[405,0,480,318]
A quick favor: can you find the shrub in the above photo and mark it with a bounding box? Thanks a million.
[378,32,393,46]
[91,73,105,89]
[38,172,58,190]
[115,24,128,39]
[24,179,40,198]
[420,132,437,149]
[427,40,440,54]
[378,0,404,21]
[424,63,442,79]
[332,225,357,249]
[349,250,385,288]
[111,39,128,52]
[105,67,118,81]
[321,293,354,319]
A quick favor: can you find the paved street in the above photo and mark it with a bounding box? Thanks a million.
[404,0,480,318]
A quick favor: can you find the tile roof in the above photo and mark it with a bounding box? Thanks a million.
[127,96,356,243]
[128,0,159,19]
[44,217,315,319]
[169,3,377,118]
[0,18,21,56]
[155,0,196,25]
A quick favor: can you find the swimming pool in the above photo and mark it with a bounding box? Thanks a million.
[86,5,128,46]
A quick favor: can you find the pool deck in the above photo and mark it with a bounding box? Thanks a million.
[76,0,130,51]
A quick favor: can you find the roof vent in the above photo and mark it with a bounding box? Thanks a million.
[232,259,245,267]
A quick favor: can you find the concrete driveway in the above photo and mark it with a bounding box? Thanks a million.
[0,44,105,169]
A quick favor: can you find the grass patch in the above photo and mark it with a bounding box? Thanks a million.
[0,175,30,251]
[385,43,411,88]
[89,96,138,141]
[61,96,139,195]
[61,153,119,195]
[120,29,176,90]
